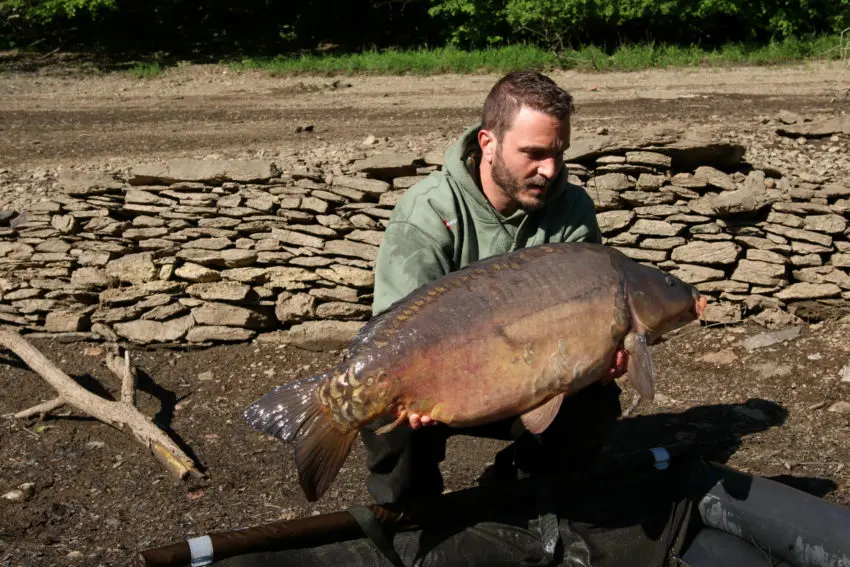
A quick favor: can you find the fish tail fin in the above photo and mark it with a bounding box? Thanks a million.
[626,332,656,402]
[242,371,357,501]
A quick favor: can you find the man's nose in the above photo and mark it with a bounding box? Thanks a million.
[538,157,556,178]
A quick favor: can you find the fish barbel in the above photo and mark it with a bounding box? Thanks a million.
[243,242,706,501]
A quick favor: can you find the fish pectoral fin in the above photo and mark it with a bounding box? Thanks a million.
[374,408,408,435]
[519,394,565,434]
[625,332,656,402]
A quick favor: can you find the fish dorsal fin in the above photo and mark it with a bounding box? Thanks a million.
[625,332,656,401]
[520,394,564,434]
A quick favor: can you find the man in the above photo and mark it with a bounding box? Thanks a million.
[360,70,625,507]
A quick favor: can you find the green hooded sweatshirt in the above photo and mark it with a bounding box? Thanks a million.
[371,123,603,316]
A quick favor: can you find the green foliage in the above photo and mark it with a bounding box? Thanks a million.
[1,0,115,22]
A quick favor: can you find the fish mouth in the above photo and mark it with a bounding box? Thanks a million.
[694,292,708,319]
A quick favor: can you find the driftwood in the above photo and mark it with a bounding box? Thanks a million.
[0,327,203,481]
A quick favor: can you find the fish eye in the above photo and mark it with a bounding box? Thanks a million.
[665,276,676,287]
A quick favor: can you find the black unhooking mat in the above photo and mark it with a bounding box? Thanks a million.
[138,448,850,567]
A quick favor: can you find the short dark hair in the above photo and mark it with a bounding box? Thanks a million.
[481,71,575,140]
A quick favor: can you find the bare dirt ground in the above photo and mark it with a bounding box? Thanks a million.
[1,55,850,567]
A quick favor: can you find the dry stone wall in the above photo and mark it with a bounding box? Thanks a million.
[1,130,849,348]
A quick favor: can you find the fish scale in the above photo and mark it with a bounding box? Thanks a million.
[243,242,706,502]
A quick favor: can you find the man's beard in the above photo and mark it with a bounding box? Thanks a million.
[491,148,549,213]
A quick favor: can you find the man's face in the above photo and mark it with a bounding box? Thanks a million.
[487,106,571,213]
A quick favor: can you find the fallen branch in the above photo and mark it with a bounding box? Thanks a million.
[0,328,203,481]
[13,396,66,419]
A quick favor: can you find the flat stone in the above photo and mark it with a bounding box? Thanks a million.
[587,188,622,211]
[792,266,850,289]
[299,197,330,214]
[44,310,90,332]
[183,237,232,251]
[275,320,365,351]
[57,170,123,196]
[731,260,787,286]
[775,282,842,300]
[186,281,251,301]
[626,151,672,169]
[275,293,316,323]
[105,252,158,284]
[129,158,281,185]
[175,262,221,283]
[702,302,742,324]
[734,236,791,252]
[804,214,847,234]
[315,301,371,319]
[271,228,325,249]
[614,247,667,262]
[745,249,787,264]
[589,173,632,192]
[351,152,422,180]
[141,303,188,321]
[220,267,268,284]
[71,267,112,287]
[597,210,634,234]
[309,286,359,302]
[790,254,822,267]
[670,264,726,284]
[764,224,832,247]
[694,166,736,191]
[629,219,684,237]
[113,315,195,344]
[265,267,320,289]
[186,326,255,343]
[620,191,675,206]
[709,187,775,216]
[323,240,378,262]
[125,189,175,206]
[100,281,185,306]
[333,175,391,196]
[316,264,375,288]
[671,241,741,265]
[641,237,686,250]
[192,302,269,328]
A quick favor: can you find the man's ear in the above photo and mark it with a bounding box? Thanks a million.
[478,129,496,163]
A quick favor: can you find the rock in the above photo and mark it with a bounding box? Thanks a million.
[183,237,231,251]
[91,322,119,341]
[745,249,787,264]
[831,254,850,269]
[620,191,676,206]
[279,320,365,351]
[100,281,185,305]
[45,310,90,332]
[694,166,736,191]
[345,230,384,247]
[271,229,325,249]
[670,264,725,284]
[315,301,371,319]
[51,214,78,233]
[323,239,378,261]
[629,219,684,236]
[186,326,255,342]
[597,210,634,234]
[142,303,188,321]
[635,174,665,191]
[698,349,738,365]
[175,262,221,283]
[671,241,740,265]
[587,188,622,211]
[776,116,850,138]
[71,267,112,288]
[731,260,787,286]
[113,315,195,344]
[57,169,122,196]
[192,302,269,328]
[316,264,374,288]
[641,237,686,250]
[702,302,742,324]
[763,224,832,247]
[775,282,842,300]
[589,173,632,192]
[265,267,320,289]
[741,326,802,351]
[309,286,359,302]
[185,282,251,301]
[626,151,671,169]
[351,152,423,180]
[613,247,668,262]
[105,252,158,284]
[827,401,850,414]
[709,186,775,216]
[804,214,847,234]
[750,308,801,330]
[275,293,316,323]
[130,158,281,185]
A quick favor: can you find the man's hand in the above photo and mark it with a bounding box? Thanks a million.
[408,413,437,430]
[606,349,629,382]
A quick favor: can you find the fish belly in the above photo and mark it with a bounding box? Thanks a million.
[390,273,624,428]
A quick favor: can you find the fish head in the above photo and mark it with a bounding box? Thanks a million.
[625,263,706,341]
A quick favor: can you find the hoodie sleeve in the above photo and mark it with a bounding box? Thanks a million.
[372,220,453,317]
